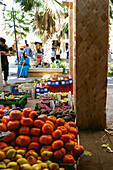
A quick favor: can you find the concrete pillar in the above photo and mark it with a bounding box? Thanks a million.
[74,0,109,130]
[69,2,74,77]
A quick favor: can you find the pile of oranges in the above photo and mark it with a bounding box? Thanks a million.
[0,108,84,164]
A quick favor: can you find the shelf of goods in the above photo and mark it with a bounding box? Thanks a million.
[0,92,27,109]
[0,107,84,170]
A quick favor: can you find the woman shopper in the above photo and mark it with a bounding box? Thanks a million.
[17,52,30,78]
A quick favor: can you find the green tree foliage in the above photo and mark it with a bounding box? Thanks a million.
[3,10,34,38]
[14,0,37,12]
[13,0,69,40]
[110,0,113,19]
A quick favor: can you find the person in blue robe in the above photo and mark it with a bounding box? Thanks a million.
[17,52,30,78]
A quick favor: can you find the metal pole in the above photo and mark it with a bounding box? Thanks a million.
[0,52,3,91]
[12,8,19,65]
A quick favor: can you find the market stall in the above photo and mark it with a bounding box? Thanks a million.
[0,75,84,170]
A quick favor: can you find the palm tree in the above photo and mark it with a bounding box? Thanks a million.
[14,0,68,40]
[14,0,69,63]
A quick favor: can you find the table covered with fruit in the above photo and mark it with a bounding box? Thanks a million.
[0,106,84,170]
[0,75,85,170]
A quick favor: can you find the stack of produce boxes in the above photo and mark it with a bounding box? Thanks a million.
[46,75,73,94]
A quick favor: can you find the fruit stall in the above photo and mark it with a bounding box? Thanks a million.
[0,75,85,170]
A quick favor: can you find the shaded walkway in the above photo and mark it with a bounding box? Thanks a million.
[78,131,113,170]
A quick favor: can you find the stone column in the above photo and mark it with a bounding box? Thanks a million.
[69,2,74,77]
[74,0,109,130]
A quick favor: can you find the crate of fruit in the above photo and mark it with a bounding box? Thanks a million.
[61,78,73,85]
[47,80,60,86]
[36,87,48,94]
[0,92,27,108]
[18,83,36,99]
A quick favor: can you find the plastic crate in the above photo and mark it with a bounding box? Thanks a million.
[48,84,70,93]
[0,92,27,109]
[61,78,73,85]
[35,93,48,99]
[69,84,73,95]
[36,87,48,95]
[18,83,36,99]
[47,80,60,86]
[15,96,27,108]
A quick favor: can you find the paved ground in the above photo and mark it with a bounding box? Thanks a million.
[78,131,113,170]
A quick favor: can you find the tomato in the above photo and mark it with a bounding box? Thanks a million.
[0,109,4,114]
[63,154,75,163]
[74,144,85,156]
[23,108,33,117]
[1,115,10,125]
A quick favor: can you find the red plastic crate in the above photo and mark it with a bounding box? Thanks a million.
[48,84,71,93]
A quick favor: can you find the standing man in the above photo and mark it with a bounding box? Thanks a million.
[0,37,10,86]
[24,44,33,58]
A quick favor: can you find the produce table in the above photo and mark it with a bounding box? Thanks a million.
[0,93,27,108]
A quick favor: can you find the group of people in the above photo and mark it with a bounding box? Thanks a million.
[0,37,31,86]
[0,37,69,86]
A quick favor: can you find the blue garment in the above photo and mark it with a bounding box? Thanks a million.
[24,47,33,57]
[17,57,30,77]
[42,49,44,55]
